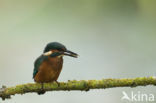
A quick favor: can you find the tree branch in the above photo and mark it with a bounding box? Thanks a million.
[0,77,156,100]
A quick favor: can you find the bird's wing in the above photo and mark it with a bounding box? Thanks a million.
[33,55,48,78]
[33,52,62,78]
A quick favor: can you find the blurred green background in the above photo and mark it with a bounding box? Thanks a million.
[0,0,156,103]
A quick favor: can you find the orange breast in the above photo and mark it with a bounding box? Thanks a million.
[34,57,63,83]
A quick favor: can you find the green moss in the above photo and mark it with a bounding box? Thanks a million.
[0,77,156,100]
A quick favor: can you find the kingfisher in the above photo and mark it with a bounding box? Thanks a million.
[33,42,78,94]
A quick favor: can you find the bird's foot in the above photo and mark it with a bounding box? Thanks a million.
[55,81,60,87]
[37,83,46,95]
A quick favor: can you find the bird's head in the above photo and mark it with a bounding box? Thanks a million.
[43,42,78,58]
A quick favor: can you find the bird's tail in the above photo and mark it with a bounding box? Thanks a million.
[37,90,46,95]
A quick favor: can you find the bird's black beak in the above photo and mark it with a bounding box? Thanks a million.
[63,50,78,58]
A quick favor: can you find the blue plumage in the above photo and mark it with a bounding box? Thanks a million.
[44,42,66,53]
[33,55,48,78]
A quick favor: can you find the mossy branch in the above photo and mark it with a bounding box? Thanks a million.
[0,77,156,100]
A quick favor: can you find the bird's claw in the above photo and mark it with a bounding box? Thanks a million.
[55,81,60,87]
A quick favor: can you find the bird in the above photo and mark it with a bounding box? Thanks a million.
[33,42,78,94]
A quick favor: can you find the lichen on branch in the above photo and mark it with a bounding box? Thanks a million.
[0,77,156,100]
